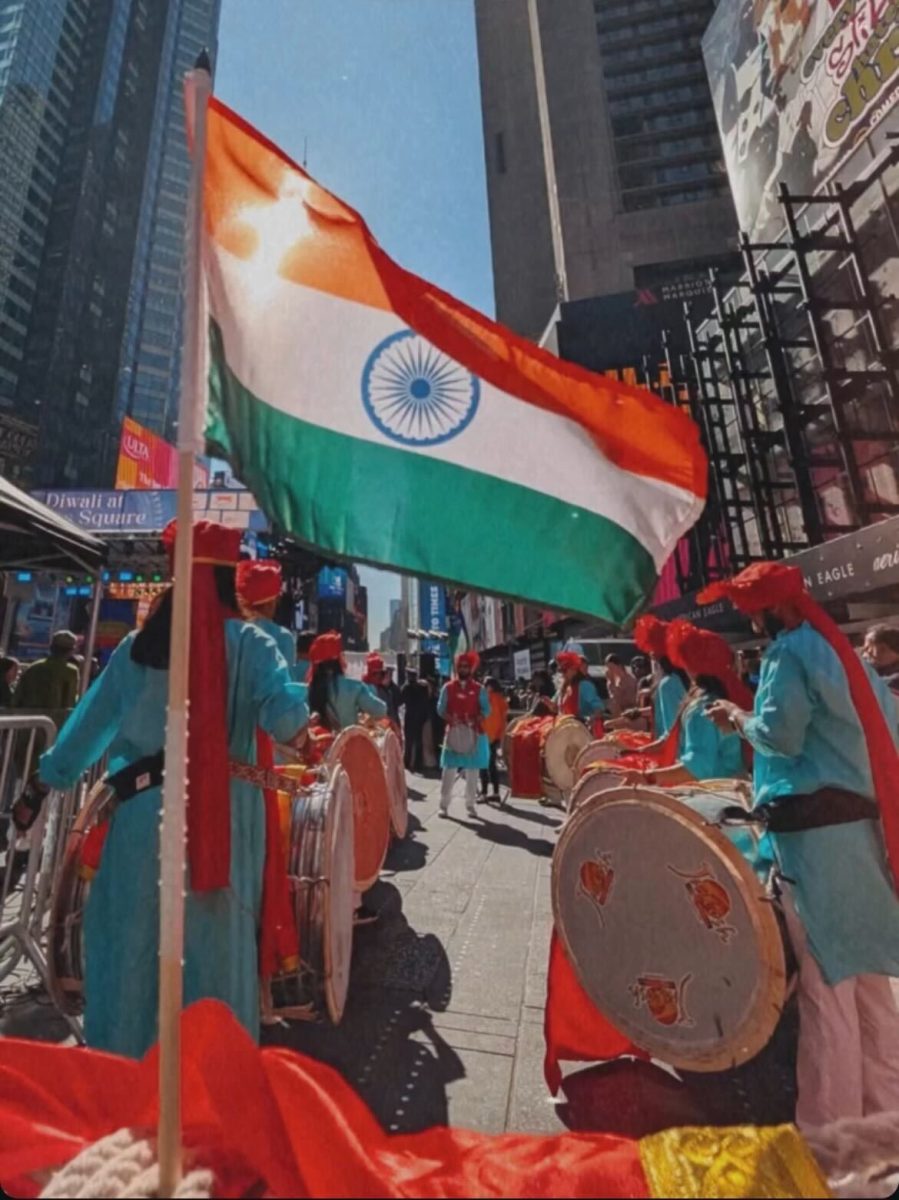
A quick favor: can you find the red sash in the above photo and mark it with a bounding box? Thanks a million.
[257,731,299,978]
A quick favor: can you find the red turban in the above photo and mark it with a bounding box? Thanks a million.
[665,619,753,710]
[161,520,241,892]
[698,562,804,614]
[309,632,343,668]
[455,650,480,673]
[701,560,899,891]
[555,651,583,674]
[363,653,385,684]
[236,559,282,609]
[633,614,668,658]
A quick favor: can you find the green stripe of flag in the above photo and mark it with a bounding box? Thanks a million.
[207,323,656,625]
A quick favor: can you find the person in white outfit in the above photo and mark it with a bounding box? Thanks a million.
[437,652,490,819]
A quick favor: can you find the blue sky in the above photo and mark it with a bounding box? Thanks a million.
[216,0,494,641]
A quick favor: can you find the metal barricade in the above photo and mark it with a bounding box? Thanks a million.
[0,712,93,1040]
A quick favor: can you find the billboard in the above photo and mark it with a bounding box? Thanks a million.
[317,567,348,601]
[115,417,178,490]
[32,488,267,534]
[0,412,38,480]
[704,0,899,241]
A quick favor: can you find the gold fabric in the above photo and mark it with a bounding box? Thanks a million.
[640,1124,831,1199]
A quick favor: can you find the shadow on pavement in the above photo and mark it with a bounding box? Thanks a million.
[384,815,428,872]
[497,802,563,830]
[451,812,554,858]
[263,880,464,1133]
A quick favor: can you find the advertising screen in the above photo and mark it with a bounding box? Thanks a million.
[704,0,899,241]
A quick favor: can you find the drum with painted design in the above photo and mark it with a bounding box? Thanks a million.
[270,765,355,1024]
[552,784,788,1072]
[325,726,391,892]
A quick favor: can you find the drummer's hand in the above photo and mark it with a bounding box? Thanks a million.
[705,700,737,731]
[288,726,310,751]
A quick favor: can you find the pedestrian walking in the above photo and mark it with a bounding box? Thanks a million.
[401,668,429,771]
[12,631,79,713]
[0,656,20,707]
[479,676,508,802]
[437,651,489,818]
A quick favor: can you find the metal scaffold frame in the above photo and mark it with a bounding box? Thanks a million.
[682,140,899,574]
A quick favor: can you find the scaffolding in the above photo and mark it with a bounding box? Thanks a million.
[681,138,899,575]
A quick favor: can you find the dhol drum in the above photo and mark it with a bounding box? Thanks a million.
[552,783,787,1072]
[46,778,113,1016]
[325,726,391,892]
[543,718,592,796]
[371,721,408,840]
[573,739,623,779]
[270,764,354,1024]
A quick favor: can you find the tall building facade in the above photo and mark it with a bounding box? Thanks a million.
[0,0,220,488]
[474,0,737,340]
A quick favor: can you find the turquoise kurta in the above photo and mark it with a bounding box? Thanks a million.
[437,682,490,769]
[40,622,308,1059]
[323,675,387,730]
[256,616,296,669]
[679,693,746,781]
[554,677,605,723]
[742,623,899,984]
[653,672,686,738]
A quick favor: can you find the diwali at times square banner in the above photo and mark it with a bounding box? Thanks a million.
[704,0,899,242]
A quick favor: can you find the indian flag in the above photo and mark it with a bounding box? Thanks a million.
[202,99,707,625]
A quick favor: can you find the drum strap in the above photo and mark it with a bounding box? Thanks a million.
[107,751,312,805]
[755,787,879,833]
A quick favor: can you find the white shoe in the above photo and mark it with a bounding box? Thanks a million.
[466,803,477,818]
[439,805,449,818]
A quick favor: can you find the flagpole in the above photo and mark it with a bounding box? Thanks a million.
[527,0,568,303]
[157,53,211,1199]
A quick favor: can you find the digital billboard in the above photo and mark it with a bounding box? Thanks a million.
[704,0,899,241]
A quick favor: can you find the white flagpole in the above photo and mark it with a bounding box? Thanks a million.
[527,0,568,303]
[157,53,211,1199]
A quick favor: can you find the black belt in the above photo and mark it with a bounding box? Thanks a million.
[107,751,165,802]
[718,786,878,834]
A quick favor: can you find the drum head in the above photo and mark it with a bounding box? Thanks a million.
[552,786,786,1072]
[567,764,629,813]
[323,766,355,1024]
[544,718,591,792]
[47,779,110,1016]
[378,728,408,839]
[574,740,621,778]
[326,726,391,892]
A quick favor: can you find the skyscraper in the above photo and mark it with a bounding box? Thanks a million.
[0,0,220,487]
[474,0,737,340]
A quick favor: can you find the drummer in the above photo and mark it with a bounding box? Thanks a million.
[362,652,400,725]
[437,650,490,818]
[307,632,387,731]
[634,614,688,739]
[236,559,296,669]
[702,561,899,1129]
[623,620,752,788]
[36,521,310,1058]
[549,645,605,736]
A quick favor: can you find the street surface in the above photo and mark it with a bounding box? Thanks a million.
[1,770,800,1137]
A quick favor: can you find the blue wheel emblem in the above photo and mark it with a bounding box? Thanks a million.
[362,329,480,447]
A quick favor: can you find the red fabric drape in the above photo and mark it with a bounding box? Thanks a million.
[256,730,300,978]
[509,716,554,799]
[543,932,646,1096]
[186,561,233,892]
[0,1000,650,1200]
